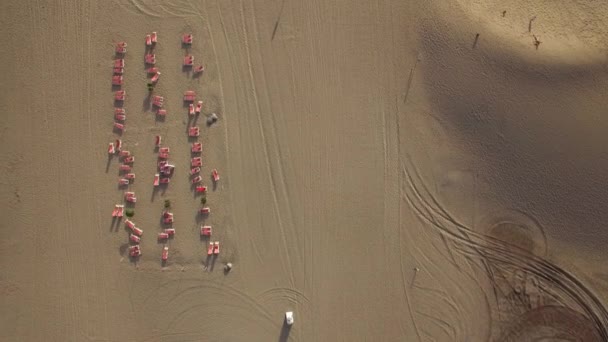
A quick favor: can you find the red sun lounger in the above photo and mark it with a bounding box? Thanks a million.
[114,107,125,115]
[163,212,174,224]
[200,225,212,236]
[213,242,220,255]
[153,173,159,186]
[113,67,124,75]
[182,34,193,44]
[151,71,161,83]
[145,34,152,46]
[157,109,167,116]
[188,127,200,137]
[114,122,125,131]
[125,219,135,229]
[159,147,170,154]
[114,90,126,101]
[145,54,156,64]
[115,113,126,121]
[129,245,141,257]
[129,234,140,244]
[147,67,159,74]
[132,226,143,236]
[152,95,164,107]
[183,91,196,102]
[126,196,137,203]
[123,156,135,164]
[161,246,168,261]
[160,177,170,184]
[212,169,220,182]
[119,150,130,158]
[183,55,194,66]
[112,75,123,86]
[196,186,207,193]
[119,164,131,172]
[125,173,136,180]
[115,42,127,54]
[194,65,205,74]
[112,204,124,217]
[119,178,129,186]
[155,135,162,147]
[188,103,195,116]
[199,207,210,214]
[195,101,203,114]
[191,142,202,153]
[191,157,202,167]
[158,160,168,168]
[192,175,202,184]
[158,152,169,159]
[190,167,200,175]
[114,59,125,68]
[164,228,175,236]
[158,232,169,240]
[108,142,115,154]
[207,242,214,255]
[151,31,157,44]
[115,139,122,151]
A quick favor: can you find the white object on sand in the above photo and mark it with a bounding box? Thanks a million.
[285,311,294,325]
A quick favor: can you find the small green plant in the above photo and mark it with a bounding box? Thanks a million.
[164,199,171,208]
[125,209,135,217]
[147,83,154,92]
[200,197,207,205]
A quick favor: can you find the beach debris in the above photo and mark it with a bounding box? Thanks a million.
[191,142,202,153]
[199,207,210,214]
[195,101,203,114]
[184,90,196,102]
[224,263,232,272]
[502,10,506,17]
[108,142,116,154]
[119,178,129,186]
[129,245,141,257]
[153,173,160,186]
[112,75,123,86]
[189,127,200,137]
[182,33,193,45]
[115,42,127,54]
[192,175,202,184]
[155,135,162,147]
[285,311,294,326]
[194,65,205,74]
[191,157,202,167]
[200,225,212,236]
[196,186,207,193]
[112,204,124,217]
[161,246,169,261]
[529,16,537,33]
[129,234,140,244]
[183,54,194,66]
[207,113,218,125]
[145,53,156,64]
[212,169,220,183]
[114,90,126,101]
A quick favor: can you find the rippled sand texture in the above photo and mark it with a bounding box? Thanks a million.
[1,0,607,341]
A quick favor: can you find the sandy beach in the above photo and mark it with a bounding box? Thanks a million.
[1,0,608,341]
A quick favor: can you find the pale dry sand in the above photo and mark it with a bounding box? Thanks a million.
[1,0,607,341]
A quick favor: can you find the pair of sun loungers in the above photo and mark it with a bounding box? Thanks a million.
[207,242,220,255]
